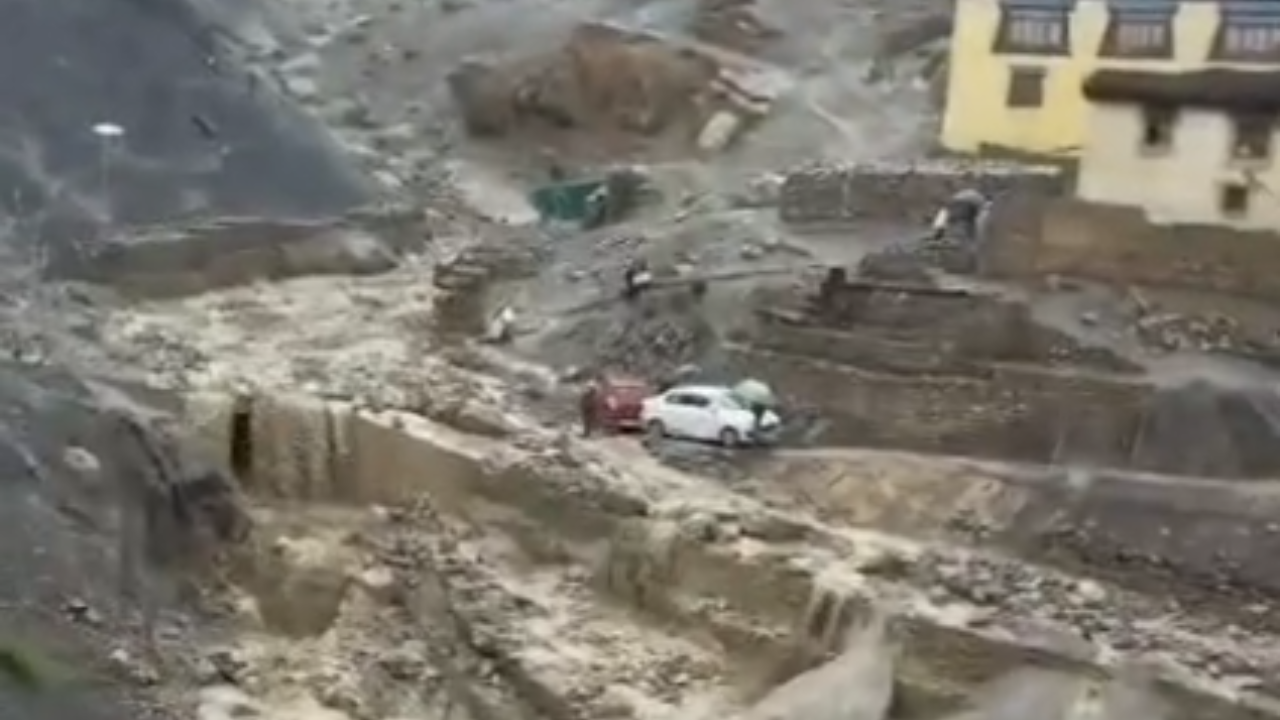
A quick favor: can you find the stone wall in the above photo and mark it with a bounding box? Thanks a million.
[988,199,1280,302]
[749,323,981,376]
[725,346,1147,467]
[778,159,1065,225]
[48,201,436,298]
[774,283,1139,374]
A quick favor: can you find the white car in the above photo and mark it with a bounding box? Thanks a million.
[640,385,781,447]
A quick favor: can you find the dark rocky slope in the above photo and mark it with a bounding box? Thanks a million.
[0,0,371,255]
[0,0,362,714]
[0,362,246,720]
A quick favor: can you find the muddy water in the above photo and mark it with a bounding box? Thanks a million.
[940,668,1170,720]
[189,390,1263,720]
[739,611,895,720]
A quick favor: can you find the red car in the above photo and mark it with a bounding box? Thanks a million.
[596,374,653,432]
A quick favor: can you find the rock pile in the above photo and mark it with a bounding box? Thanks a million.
[446,21,781,155]
[448,23,715,139]
[544,294,720,379]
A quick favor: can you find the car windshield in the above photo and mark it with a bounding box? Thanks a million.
[714,391,751,410]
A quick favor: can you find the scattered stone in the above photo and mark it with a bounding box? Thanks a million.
[62,445,101,475]
[108,647,159,686]
[203,646,251,684]
[197,685,263,720]
[337,100,377,129]
[1073,579,1107,606]
[354,565,401,604]
[377,642,427,680]
[450,400,515,437]
[696,111,743,152]
[283,75,322,101]
[316,674,368,718]
[855,549,913,579]
[738,512,812,543]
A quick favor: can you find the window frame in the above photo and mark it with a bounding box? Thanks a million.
[993,7,1072,56]
[1139,105,1178,154]
[1219,181,1252,217]
[1212,15,1280,63]
[1229,113,1275,163]
[1006,66,1047,108]
[666,392,710,408]
[1098,10,1174,59]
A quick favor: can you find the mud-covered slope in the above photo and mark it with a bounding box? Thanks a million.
[0,0,371,251]
[0,361,245,720]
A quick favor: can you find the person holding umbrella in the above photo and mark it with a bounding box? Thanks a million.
[731,378,776,442]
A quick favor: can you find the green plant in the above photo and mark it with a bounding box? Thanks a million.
[0,642,57,691]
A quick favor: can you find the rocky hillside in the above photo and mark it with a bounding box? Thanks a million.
[0,0,371,255]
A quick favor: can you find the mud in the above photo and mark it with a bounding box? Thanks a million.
[174,388,1280,720]
[734,447,1280,632]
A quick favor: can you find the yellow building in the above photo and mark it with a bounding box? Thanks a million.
[941,0,1280,156]
[1076,68,1280,228]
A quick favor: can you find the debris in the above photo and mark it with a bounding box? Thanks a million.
[697,111,743,152]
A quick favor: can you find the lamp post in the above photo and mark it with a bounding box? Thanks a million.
[91,122,124,242]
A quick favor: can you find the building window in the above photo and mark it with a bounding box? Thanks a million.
[1220,182,1251,216]
[1230,114,1274,161]
[1006,67,1046,108]
[1099,12,1173,59]
[1213,18,1280,62]
[1140,106,1177,151]
[994,9,1071,55]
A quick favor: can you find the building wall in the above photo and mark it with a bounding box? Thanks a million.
[1077,103,1280,228]
[941,1,1238,156]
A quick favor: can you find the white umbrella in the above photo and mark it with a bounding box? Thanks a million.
[732,378,776,408]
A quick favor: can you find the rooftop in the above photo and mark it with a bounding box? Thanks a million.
[1083,69,1280,112]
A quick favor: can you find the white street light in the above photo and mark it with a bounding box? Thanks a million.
[91,122,125,241]
[92,122,124,139]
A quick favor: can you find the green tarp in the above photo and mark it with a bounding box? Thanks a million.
[529,179,606,224]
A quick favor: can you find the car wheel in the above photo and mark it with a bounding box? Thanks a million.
[646,419,667,439]
[718,427,740,447]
